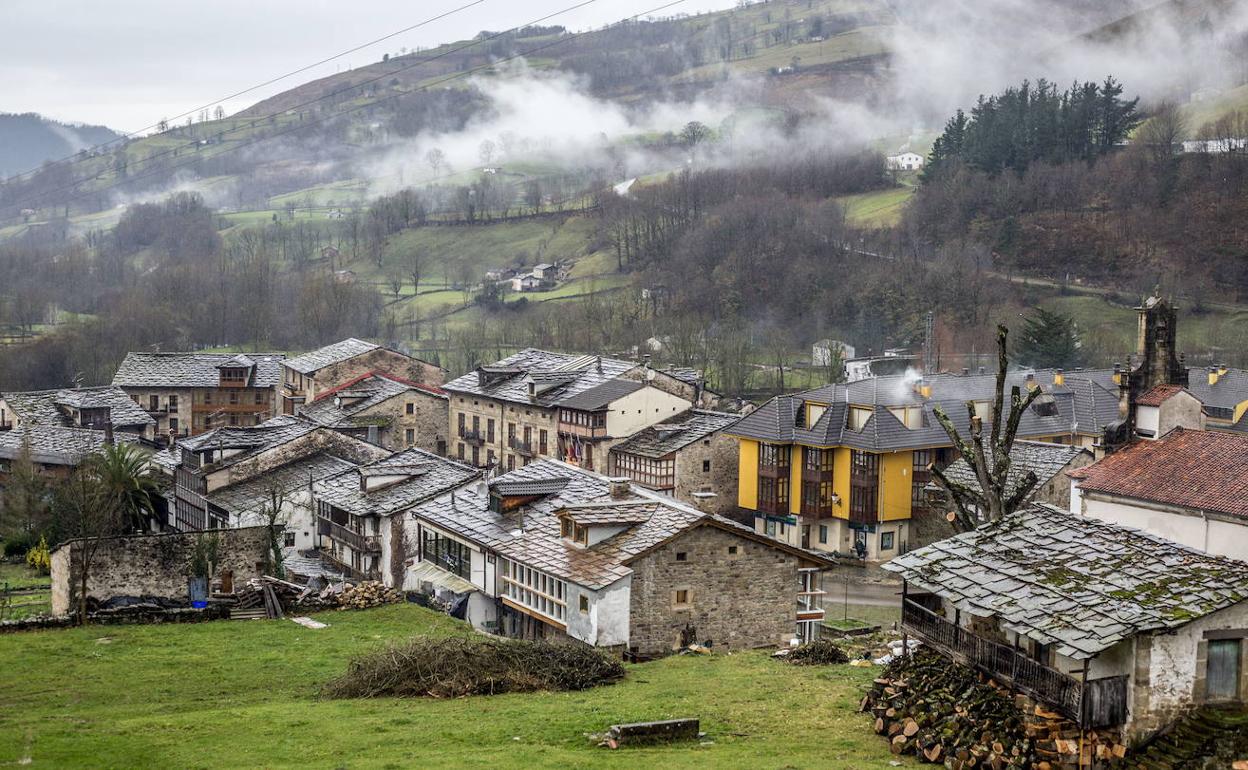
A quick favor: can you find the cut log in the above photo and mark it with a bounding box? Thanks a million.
[604,719,699,747]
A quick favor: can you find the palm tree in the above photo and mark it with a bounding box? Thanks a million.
[87,443,161,533]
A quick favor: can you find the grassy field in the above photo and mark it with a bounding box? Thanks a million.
[0,603,909,768]
[837,186,914,228]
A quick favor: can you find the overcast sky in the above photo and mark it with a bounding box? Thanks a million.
[3,0,737,131]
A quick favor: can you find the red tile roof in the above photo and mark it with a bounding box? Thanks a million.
[1135,384,1194,407]
[1069,428,1248,518]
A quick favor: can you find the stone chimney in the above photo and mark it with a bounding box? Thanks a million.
[608,477,631,499]
[1025,373,1037,391]
[690,491,717,513]
[1053,368,1065,387]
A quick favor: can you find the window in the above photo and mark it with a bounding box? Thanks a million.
[283,531,296,547]
[149,395,159,411]
[499,558,567,622]
[880,531,895,551]
[561,518,574,539]
[457,413,465,437]
[471,446,480,467]
[405,429,415,446]
[672,589,691,608]
[819,525,828,544]
[508,422,516,443]
[850,450,879,524]
[406,402,415,415]
[574,524,588,545]
[539,429,548,454]
[472,415,480,434]
[912,449,933,510]
[727,545,738,555]
[487,419,495,443]
[759,475,789,514]
[702,459,711,472]
[759,443,789,470]
[765,519,777,537]
[422,529,472,579]
[803,446,834,473]
[507,455,515,471]
[675,552,687,562]
[579,595,589,613]
[168,395,178,410]
[254,391,264,405]
[457,443,464,460]
[229,391,239,405]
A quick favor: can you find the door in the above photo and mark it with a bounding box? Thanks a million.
[801,525,811,549]
[1207,639,1242,701]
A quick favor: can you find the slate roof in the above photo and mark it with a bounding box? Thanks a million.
[730,369,1122,451]
[561,500,661,525]
[1185,367,1248,414]
[179,416,319,470]
[935,440,1088,499]
[2,387,154,430]
[298,373,443,429]
[314,449,479,517]
[282,338,379,375]
[1069,428,1248,519]
[407,460,835,590]
[884,504,1248,659]
[441,349,640,408]
[112,352,285,388]
[611,409,742,459]
[0,426,140,466]
[208,452,359,518]
[554,379,643,411]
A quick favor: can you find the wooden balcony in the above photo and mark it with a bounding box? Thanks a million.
[317,516,381,553]
[559,423,607,439]
[901,600,1127,727]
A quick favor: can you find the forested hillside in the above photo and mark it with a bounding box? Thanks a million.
[0,113,120,178]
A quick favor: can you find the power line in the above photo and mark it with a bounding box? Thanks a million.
[7,0,606,212]
[0,0,488,186]
[8,0,697,217]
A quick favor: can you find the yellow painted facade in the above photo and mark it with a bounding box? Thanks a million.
[832,447,852,521]
[789,445,803,516]
[737,438,759,509]
[879,451,912,522]
[1234,399,1248,425]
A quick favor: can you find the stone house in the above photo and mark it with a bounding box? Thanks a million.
[887,505,1248,742]
[50,526,275,616]
[403,460,835,657]
[112,351,285,439]
[311,449,478,582]
[1132,384,1205,439]
[280,338,444,415]
[918,440,1093,547]
[608,409,742,516]
[0,426,141,483]
[1069,428,1248,562]
[0,386,155,441]
[297,372,449,455]
[442,350,709,474]
[165,416,387,532]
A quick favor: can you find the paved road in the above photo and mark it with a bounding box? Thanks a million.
[829,578,902,607]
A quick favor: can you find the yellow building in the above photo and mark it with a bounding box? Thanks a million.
[728,368,1124,561]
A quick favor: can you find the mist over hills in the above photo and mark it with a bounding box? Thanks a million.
[0,113,121,179]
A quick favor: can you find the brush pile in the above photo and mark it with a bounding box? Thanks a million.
[323,636,625,699]
[863,648,1034,767]
[785,639,850,665]
[336,581,403,610]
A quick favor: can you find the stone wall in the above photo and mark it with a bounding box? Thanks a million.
[449,394,558,470]
[672,432,739,515]
[375,390,448,455]
[50,526,276,615]
[309,349,445,400]
[627,523,803,656]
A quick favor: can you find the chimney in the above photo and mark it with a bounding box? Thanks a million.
[1025,372,1037,391]
[1053,368,1065,387]
[1209,366,1220,386]
[595,355,602,373]
[977,366,985,375]
[690,491,717,512]
[608,476,631,499]
[104,421,115,446]
[961,367,969,376]
[642,354,651,369]
[1219,362,1229,376]
[1112,363,1122,385]
[914,378,932,399]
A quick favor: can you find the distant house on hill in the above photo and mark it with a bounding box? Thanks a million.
[811,339,855,368]
[886,152,924,171]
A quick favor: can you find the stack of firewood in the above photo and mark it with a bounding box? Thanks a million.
[863,649,1034,768]
[864,650,1129,769]
[336,581,403,610]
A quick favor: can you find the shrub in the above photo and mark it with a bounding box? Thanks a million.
[323,636,626,699]
[25,535,51,575]
[785,639,849,665]
[2,531,37,558]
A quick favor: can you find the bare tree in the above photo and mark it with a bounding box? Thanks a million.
[56,462,123,624]
[424,147,446,176]
[931,325,1043,531]
[1137,101,1188,166]
[406,247,424,297]
[260,485,287,578]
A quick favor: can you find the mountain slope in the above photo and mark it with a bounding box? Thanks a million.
[0,113,121,178]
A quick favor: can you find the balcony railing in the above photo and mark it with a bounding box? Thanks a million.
[509,437,535,457]
[463,429,486,446]
[320,549,381,582]
[901,600,1127,727]
[317,516,381,552]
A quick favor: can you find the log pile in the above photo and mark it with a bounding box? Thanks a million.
[864,649,1130,769]
[336,581,403,610]
[863,649,1034,768]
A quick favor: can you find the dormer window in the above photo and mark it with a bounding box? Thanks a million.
[219,367,248,387]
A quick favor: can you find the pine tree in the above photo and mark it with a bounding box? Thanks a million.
[1015,308,1082,369]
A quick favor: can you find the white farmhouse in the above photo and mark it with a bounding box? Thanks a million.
[886,151,925,171]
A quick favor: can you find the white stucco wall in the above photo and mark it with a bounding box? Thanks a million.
[563,576,631,647]
[1136,405,1160,437]
[1080,493,1248,562]
[605,386,690,438]
[1143,600,1248,724]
